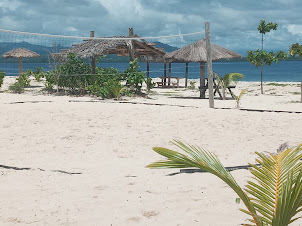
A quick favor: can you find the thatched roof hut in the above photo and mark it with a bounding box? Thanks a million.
[2,48,40,75]
[163,39,241,97]
[55,29,166,76]
[164,39,241,62]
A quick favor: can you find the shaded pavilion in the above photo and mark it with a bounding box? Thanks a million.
[56,28,166,76]
[164,39,241,98]
[2,48,40,75]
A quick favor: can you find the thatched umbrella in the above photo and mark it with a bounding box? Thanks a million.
[164,39,241,97]
[2,48,40,75]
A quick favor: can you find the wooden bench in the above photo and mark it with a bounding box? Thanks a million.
[156,82,165,87]
[199,84,236,99]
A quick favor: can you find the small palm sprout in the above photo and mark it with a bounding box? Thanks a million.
[147,140,302,226]
[215,72,244,100]
[234,89,246,108]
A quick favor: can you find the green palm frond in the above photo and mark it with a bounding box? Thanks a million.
[147,141,302,226]
[147,140,260,225]
[246,145,302,225]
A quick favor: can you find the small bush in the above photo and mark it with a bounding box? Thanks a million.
[124,58,145,94]
[17,72,31,87]
[44,71,57,91]
[145,77,155,93]
[188,81,196,90]
[9,81,25,93]
[0,71,5,88]
[33,67,45,82]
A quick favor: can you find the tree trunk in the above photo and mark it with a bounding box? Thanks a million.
[261,64,264,94]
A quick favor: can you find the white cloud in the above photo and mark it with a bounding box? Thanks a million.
[285,24,302,36]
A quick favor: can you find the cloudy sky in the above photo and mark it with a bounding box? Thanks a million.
[1,0,302,55]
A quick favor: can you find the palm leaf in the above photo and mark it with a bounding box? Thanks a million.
[246,144,302,225]
[147,140,261,225]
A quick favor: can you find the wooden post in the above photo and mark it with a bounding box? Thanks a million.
[205,21,214,108]
[129,28,135,62]
[200,62,205,98]
[164,63,167,83]
[168,63,171,87]
[185,62,189,88]
[146,61,150,78]
[90,31,96,74]
[18,57,22,75]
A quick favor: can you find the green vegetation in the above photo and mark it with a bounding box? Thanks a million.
[148,140,302,225]
[124,58,145,94]
[17,71,31,87]
[215,72,244,100]
[0,71,5,88]
[267,83,289,87]
[145,77,155,94]
[187,81,196,90]
[9,81,25,93]
[234,89,246,108]
[32,67,45,81]
[247,20,287,94]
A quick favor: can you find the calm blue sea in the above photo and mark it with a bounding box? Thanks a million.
[1,61,302,82]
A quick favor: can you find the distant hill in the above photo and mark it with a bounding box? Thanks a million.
[153,41,178,53]
[0,41,67,56]
[0,41,178,63]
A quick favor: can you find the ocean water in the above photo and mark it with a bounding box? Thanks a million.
[0,61,302,82]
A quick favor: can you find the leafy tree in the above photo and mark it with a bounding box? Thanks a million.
[289,43,302,103]
[148,140,302,225]
[124,58,145,94]
[215,72,244,100]
[248,20,286,94]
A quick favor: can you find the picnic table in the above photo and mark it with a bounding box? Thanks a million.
[157,76,182,88]
[199,78,236,99]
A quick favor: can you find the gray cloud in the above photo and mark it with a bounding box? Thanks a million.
[0,0,302,55]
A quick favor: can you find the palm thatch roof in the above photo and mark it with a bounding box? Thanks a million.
[2,48,40,58]
[164,39,241,62]
[55,35,165,62]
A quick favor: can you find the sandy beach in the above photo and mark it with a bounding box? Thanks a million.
[0,76,301,225]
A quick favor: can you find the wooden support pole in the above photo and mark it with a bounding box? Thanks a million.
[146,61,150,78]
[168,63,171,87]
[90,31,96,74]
[185,62,189,88]
[205,21,214,108]
[129,28,135,62]
[18,57,22,75]
[200,62,205,98]
[164,63,167,83]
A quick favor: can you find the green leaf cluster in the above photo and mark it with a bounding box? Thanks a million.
[124,58,145,93]
[289,43,302,57]
[0,71,5,88]
[148,141,302,225]
[247,50,287,67]
[257,20,278,34]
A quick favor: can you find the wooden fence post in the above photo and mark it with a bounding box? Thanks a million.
[205,22,214,108]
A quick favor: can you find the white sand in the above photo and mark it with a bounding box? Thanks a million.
[0,76,301,225]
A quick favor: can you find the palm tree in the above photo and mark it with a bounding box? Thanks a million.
[147,140,302,225]
[215,72,244,100]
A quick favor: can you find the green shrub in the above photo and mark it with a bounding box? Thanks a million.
[44,71,57,91]
[33,67,45,82]
[9,81,25,93]
[17,72,31,87]
[56,53,92,93]
[188,81,196,90]
[0,71,5,88]
[145,77,155,93]
[124,58,145,94]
